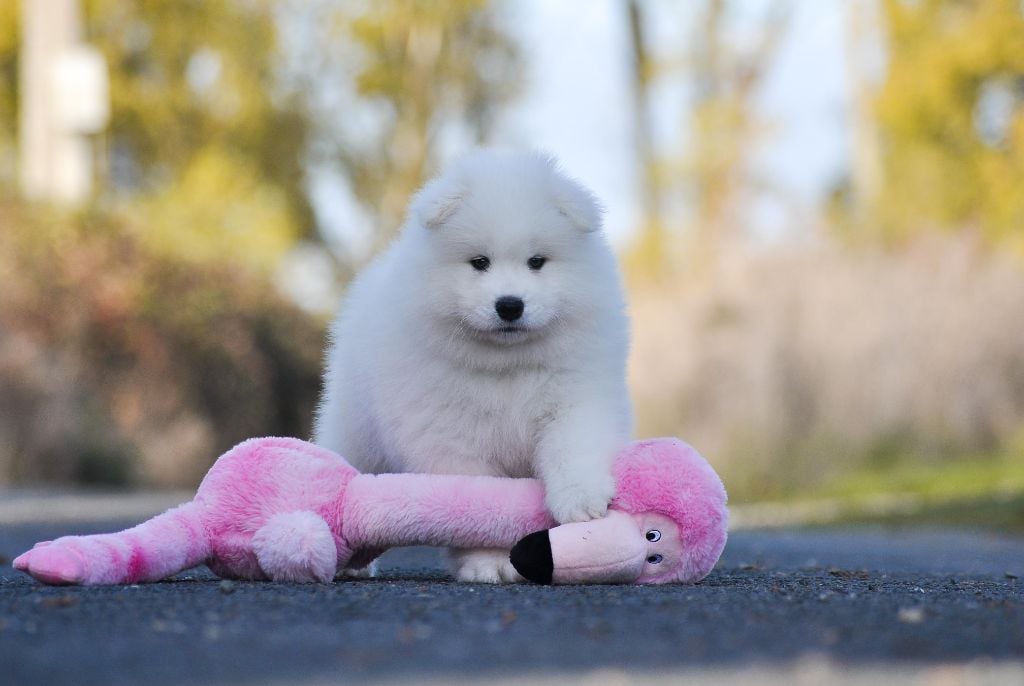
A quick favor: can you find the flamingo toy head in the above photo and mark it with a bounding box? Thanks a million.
[510,438,728,585]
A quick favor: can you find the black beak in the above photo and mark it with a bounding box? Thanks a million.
[509,529,553,584]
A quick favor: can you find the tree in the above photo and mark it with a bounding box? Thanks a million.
[624,0,789,278]
[867,0,1024,251]
[0,3,18,184]
[685,0,788,251]
[0,1,327,484]
[0,1,317,268]
[307,0,522,253]
[624,0,668,277]
[87,0,317,266]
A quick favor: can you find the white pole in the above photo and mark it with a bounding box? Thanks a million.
[18,0,100,205]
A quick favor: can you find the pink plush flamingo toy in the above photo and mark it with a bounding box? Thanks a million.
[14,437,727,586]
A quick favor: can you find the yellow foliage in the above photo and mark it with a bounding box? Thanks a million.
[874,0,1024,249]
[132,149,296,271]
[0,1,17,160]
[0,0,315,264]
[0,2,16,54]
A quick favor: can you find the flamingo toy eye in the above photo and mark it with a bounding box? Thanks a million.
[646,530,662,542]
[647,554,664,564]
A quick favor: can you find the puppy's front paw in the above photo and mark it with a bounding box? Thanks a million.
[450,548,521,584]
[545,471,616,524]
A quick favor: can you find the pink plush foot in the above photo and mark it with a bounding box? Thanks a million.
[13,545,85,585]
[252,511,339,583]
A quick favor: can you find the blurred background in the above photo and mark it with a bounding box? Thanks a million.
[1,0,1023,529]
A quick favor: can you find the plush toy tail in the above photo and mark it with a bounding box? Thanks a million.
[13,502,210,586]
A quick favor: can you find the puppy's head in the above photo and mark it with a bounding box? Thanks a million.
[408,150,612,349]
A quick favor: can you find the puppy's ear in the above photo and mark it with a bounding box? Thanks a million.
[552,176,604,233]
[411,177,465,229]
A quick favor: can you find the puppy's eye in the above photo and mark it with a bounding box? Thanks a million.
[469,256,490,272]
[647,554,664,564]
[527,255,546,271]
[646,530,661,542]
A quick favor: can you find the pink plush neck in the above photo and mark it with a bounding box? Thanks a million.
[341,472,556,550]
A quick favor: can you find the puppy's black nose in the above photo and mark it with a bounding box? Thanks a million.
[510,530,553,584]
[495,296,525,322]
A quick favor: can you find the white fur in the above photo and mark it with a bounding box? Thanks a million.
[314,150,633,581]
[449,548,523,583]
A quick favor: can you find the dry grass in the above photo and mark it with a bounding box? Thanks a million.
[4,194,1022,500]
[628,234,1024,500]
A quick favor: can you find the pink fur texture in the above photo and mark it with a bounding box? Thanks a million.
[344,473,554,550]
[14,436,728,586]
[610,438,729,583]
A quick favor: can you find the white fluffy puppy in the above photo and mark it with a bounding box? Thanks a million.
[314,150,633,582]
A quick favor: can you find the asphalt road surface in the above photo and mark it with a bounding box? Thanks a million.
[1,519,1022,685]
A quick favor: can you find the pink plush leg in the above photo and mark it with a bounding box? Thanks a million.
[13,503,209,585]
